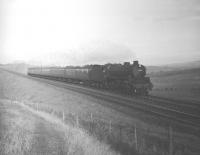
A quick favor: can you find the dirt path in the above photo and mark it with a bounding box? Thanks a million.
[30,117,66,155]
[0,99,67,155]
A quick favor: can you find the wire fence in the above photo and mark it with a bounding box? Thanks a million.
[11,100,199,155]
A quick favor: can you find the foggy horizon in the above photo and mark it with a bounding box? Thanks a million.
[0,0,200,66]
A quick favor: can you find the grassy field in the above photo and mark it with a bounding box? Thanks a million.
[149,68,200,102]
[0,69,200,155]
[0,99,119,155]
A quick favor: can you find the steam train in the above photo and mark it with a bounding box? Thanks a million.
[28,61,153,95]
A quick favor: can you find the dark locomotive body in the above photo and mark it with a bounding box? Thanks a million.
[28,61,153,95]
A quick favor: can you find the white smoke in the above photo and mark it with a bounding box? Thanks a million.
[28,40,135,67]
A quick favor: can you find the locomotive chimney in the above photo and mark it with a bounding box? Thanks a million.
[133,61,139,66]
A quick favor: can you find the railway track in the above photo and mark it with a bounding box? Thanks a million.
[37,76,200,128]
[140,95,200,118]
[2,69,200,131]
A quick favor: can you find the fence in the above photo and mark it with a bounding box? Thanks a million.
[13,100,197,155]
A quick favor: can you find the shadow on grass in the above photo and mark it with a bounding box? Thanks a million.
[80,119,138,155]
[108,139,138,155]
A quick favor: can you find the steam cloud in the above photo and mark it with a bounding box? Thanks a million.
[29,40,135,66]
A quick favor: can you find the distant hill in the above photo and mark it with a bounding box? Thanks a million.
[1,60,200,76]
[147,60,200,74]
[148,60,200,101]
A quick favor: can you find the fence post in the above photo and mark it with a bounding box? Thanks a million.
[134,124,138,151]
[76,115,79,127]
[109,120,112,134]
[90,113,93,121]
[169,126,173,155]
[119,125,122,142]
[90,113,93,133]
[62,111,65,122]
[141,138,146,153]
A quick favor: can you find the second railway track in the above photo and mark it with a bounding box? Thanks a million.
[140,95,200,118]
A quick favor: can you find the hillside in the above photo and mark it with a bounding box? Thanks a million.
[147,60,200,74]
[149,66,200,101]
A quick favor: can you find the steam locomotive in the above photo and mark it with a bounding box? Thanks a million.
[28,61,153,95]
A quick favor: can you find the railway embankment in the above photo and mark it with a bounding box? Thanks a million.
[0,69,200,155]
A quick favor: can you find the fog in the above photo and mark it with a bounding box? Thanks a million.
[0,0,200,66]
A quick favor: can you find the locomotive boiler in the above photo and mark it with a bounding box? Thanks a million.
[28,61,153,95]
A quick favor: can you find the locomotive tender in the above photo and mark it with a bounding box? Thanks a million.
[28,61,153,95]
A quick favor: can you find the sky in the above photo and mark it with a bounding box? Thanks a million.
[0,0,200,66]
